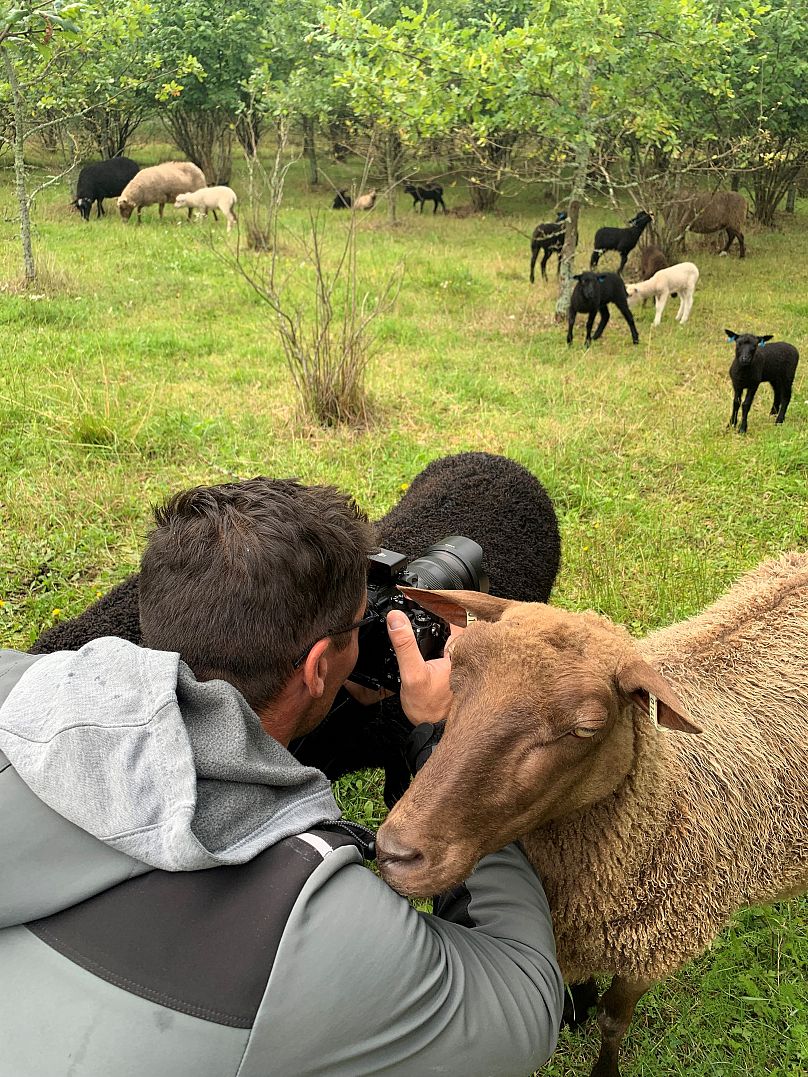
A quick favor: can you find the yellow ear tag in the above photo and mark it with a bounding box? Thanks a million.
[466,611,478,626]
[648,693,659,727]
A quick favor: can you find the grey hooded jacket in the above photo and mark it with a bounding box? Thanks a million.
[0,640,564,1077]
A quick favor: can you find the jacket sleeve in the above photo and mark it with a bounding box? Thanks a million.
[239,842,564,1077]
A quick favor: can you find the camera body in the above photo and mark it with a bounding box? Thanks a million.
[350,536,489,692]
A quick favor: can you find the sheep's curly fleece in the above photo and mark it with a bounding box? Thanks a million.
[523,551,808,985]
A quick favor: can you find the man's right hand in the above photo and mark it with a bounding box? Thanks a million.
[386,612,462,726]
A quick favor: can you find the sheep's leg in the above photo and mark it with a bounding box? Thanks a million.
[770,388,780,416]
[187,206,193,221]
[775,385,791,424]
[720,228,736,256]
[738,384,758,434]
[586,309,600,347]
[730,391,742,427]
[97,200,104,219]
[211,209,219,221]
[432,198,438,214]
[419,200,425,214]
[591,305,609,340]
[530,245,539,284]
[590,975,655,1077]
[738,230,746,258]
[158,201,165,219]
[617,250,628,275]
[653,292,668,326]
[590,249,601,269]
[567,310,577,346]
[541,249,552,282]
[613,298,639,344]
[439,196,446,213]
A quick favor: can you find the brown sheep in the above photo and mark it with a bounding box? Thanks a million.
[679,190,747,258]
[639,244,667,280]
[352,189,377,211]
[118,162,207,223]
[376,552,808,1077]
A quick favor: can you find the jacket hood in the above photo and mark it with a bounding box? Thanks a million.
[0,639,341,926]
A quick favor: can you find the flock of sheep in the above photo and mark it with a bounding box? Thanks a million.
[528,199,799,434]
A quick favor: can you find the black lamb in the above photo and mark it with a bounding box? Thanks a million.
[403,183,446,214]
[73,157,140,220]
[30,452,561,807]
[332,189,352,209]
[529,211,568,283]
[590,210,653,275]
[726,330,800,434]
[567,271,640,348]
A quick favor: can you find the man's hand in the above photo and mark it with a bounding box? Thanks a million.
[386,611,461,726]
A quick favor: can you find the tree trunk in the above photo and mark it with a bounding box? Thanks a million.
[3,47,35,283]
[302,116,318,186]
[785,183,797,214]
[384,129,402,225]
[555,61,595,321]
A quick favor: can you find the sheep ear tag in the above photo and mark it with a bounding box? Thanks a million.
[398,587,515,626]
[724,329,738,342]
[617,658,703,734]
[597,275,607,282]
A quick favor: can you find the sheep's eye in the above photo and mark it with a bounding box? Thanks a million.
[571,726,599,739]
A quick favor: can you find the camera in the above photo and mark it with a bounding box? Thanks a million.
[350,535,490,692]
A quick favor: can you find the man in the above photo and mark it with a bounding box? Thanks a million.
[0,477,563,1076]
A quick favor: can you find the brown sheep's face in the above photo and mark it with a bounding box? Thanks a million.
[118,198,134,221]
[376,591,698,898]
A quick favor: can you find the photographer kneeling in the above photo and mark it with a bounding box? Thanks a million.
[0,478,563,1077]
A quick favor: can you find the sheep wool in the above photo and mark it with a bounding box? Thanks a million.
[523,551,808,985]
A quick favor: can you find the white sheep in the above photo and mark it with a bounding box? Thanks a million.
[117,162,206,223]
[626,261,699,325]
[174,186,238,232]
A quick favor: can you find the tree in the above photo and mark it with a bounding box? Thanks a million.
[1,0,85,282]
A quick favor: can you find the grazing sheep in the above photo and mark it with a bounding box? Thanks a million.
[73,157,139,220]
[332,189,352,209]
[590,210,653,275]
[117,161,206,223]
[639,244,667,281]
[679,191,747,258]
[175,186,238,232]
[529,211,568,283]
[726,330,799,433]
[352,189,377,211]
[626,261,699,326]
[403,182,446,214]
[376,551,808,1077]
[29,452,561,809]
[567,271,639,347]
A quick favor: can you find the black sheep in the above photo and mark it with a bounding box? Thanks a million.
[726,330,800,434]
[590,210,653,275]
[73,157,140,220]
[332,189,352,209]
[403,183,446,214]
[567,271,640,348]
[530,211,568,283]
[30,452,561,807]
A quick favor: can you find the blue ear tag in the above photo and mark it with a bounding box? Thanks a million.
[598,275,606,282]
[759,340,766,347]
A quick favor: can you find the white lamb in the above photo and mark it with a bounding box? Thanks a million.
[174,186,238,232]
[626,261,699,326]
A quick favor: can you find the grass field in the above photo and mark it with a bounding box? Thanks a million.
[2,140,806,1076]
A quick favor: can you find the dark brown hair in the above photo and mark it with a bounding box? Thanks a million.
[138,477,376,709]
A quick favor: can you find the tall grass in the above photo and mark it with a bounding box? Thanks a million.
[1,140,806,1076]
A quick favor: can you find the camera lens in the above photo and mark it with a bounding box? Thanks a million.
[402,535,489,593]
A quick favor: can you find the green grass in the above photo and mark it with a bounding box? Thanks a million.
[1,140,806,1075]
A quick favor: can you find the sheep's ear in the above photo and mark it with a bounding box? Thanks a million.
[617,658,702,733]
[725,329,738,342]
[572,274,582,281]
[757,335,773,346]
[398,587,516,626]
[597,275,607,282]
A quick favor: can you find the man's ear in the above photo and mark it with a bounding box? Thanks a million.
[301,638,330,698]
[398,587,516,626]
[617,658,703,733]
